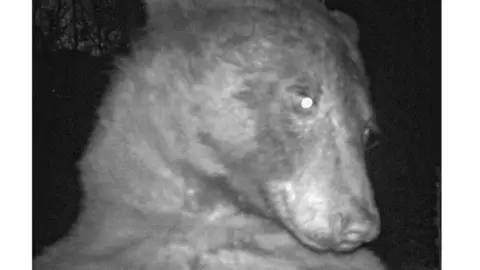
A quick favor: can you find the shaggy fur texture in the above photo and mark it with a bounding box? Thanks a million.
[35,0,386,269]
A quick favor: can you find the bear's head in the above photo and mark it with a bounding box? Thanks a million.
[111,0,380,253]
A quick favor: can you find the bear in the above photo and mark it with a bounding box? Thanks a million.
[34,0,385,269]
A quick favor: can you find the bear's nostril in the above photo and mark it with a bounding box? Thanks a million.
[335,211,379,246]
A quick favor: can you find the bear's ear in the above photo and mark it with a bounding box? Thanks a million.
[329,10,360,44]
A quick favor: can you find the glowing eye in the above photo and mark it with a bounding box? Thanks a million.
[300,97,314,109]
[285,84,318,115]
[363,127,381,150]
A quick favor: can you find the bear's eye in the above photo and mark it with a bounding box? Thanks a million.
[286,85,318,115]
[299,96,314,109]
[362,126,381,151]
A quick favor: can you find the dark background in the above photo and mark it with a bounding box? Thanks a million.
[33,0,440,269]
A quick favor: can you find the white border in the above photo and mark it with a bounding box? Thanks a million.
[442,0,479,269]
[0,1,32,269]
[0,0,475,269]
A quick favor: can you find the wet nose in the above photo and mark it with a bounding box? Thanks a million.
[332,205,380,250]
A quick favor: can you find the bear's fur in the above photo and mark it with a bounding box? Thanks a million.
[35,0,386,269]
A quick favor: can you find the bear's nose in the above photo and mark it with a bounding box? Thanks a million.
[330,203,380,251]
